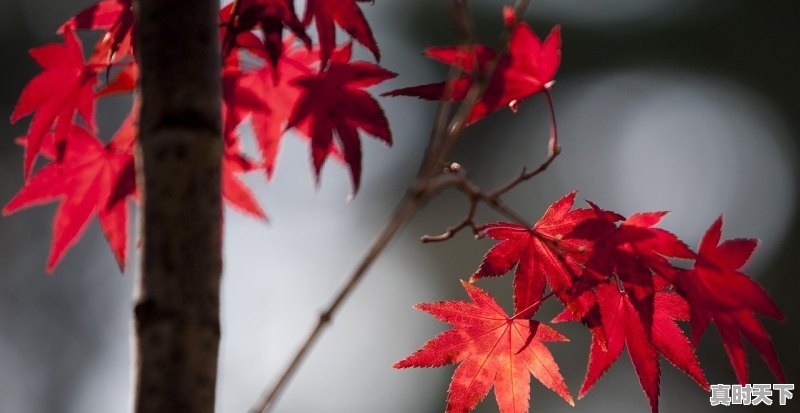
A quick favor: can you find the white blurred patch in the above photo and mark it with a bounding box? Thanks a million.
[215,133,445,412]
[553,69,797,272]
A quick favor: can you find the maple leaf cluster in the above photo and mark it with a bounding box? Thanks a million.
[384,9,787,413]
[6,0,395,272]
[384,20,561,124]
[397,192,787,413]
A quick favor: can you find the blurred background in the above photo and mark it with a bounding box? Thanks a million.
[1,0,798,412]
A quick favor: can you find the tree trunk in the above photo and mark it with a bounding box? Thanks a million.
[132,1,223,412]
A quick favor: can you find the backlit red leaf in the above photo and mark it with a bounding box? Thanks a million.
[675,217,785,384]
[384,22,560,124]
[11,28,99,178]
[60,0,134,64]
[473,192,596,319]
[395,281,573,413]
[286,57,395,192]
[572,284,708,413]
[220,0,310,68]
[303,0,380,66]
[223,36,321,178]
[3,124,135,272]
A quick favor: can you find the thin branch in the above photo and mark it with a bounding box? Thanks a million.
[422,80,563,239]
[250,190,424,413]
[419,142,562,242]
[511,289,558,320]
[425,161,591,301]
[421,170,480,243]
[419,214,478,243]
[489,149,560,199]
[450,0,477,49]
[490,88,560,199]
[470,184,534,227]
[434,0,530,166]
[251,1,534,412]
[421,0,477,179]
[543,88,559,155]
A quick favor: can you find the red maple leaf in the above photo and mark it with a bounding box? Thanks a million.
[97,60,138,97]
[220,0,310,68]
[3,122,135,272]
[60,0,134,64]
[224,35,322,178]
[586,210,695,278]
[383,22,560,124]
[303,0,380,66]
[472,192,597,319]
[577,209,695,330]
[395,281,573,413]
[285,52,395,192]
[222,126,267,220]
[560,283,708,413]
[11,28,100,178]
[675,217,785,384]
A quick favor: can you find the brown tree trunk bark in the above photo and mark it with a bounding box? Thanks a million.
[132,1,223,412]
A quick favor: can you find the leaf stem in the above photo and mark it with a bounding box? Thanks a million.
[511,289,558,319]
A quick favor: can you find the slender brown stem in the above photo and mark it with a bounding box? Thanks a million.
[419,0,478,180]
[490,89,561,198]
[420,191,479,243]
[543,88,559,155]
[250,191,424,413]
[422,124,561,242]
[430,0,530,173]
[430,166,591,310]
[250,1,535,412]
[424,82,562,239]
[511,290,558,319]
[491,150,560,200]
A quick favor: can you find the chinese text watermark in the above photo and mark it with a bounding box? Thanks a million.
[710,384,794,406]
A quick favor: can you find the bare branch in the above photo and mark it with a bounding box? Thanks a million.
[421,172,480,243]
[250,1,536,412]
[434,0,531,166]
[490,88,561,198]
[489,148,560,199]
[424,78,562,240]
[250,191,424,413]
[424,142,561,239]
[420,215,478,242]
